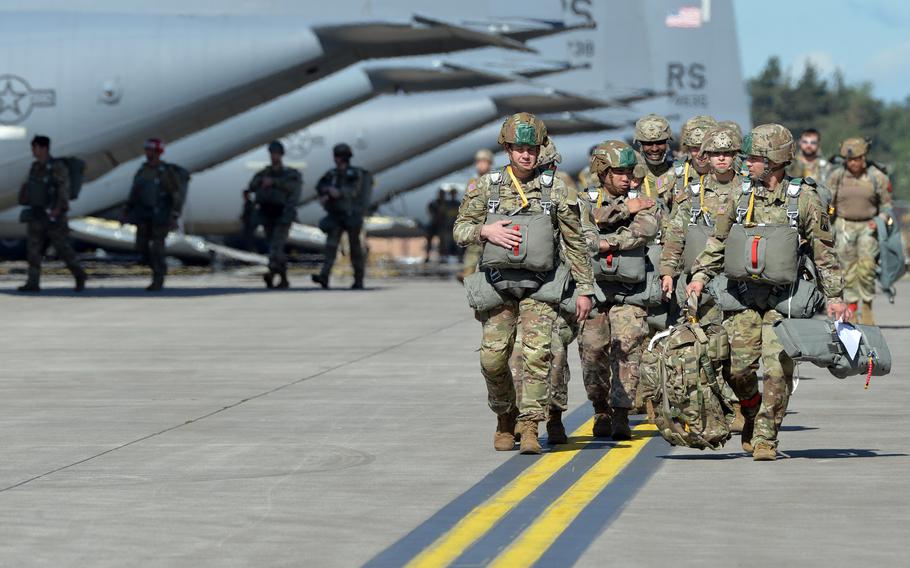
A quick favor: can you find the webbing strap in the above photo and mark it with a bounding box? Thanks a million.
[735,179,753,223]
[751,236,761,269]
[487,168,504,213]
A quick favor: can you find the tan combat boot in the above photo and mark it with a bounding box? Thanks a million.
[493,410,518,451]
[730,402,745,434]
[753,442,777,461]
[592,400,612,438]
[518,420,542,454]
[860,300,875,325]
[741,414,755,453]
[611,409,632,441]
[546,408,568,445]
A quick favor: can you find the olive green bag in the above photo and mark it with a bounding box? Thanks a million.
[598,245,663,308]
[639,311,736,450]
[592,245,647,283]
[463,270,506,312]
[772,319,892,378]
[682,224,711,274]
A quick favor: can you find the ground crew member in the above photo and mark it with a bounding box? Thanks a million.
[16,135,86,292]
[660,125,745,430]
[787,128,829,182]
[458,149,494,282]
[634,114,679,219]
[687,124,849,461]
[313,143,373,290]
[826,137,892,324]
[124,138,184,292]
[426,189,446,262]
[247,140,302,289]
[454,113,594,454]
[578,141,659,440]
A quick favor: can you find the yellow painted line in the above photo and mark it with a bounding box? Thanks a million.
[405,418,596,568]
[489,424,657,568]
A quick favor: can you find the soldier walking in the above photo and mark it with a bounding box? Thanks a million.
[313,143,373,290]
[246,140,302,288]
[124,138,186,292]
[16,135,86,292]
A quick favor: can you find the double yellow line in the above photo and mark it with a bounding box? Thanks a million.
[406,420,656,568]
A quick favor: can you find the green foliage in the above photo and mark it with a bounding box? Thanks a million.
[748,56,909,199]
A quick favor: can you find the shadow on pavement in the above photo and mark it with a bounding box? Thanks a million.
[783,448,909,459]
[0,286,388,298]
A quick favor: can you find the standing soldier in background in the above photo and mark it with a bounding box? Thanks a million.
[313,143,373,290]
[787,128,829,182]
[426,189,446,262]
[124,138,186,292]
[826,137,893,324]
[458,149,493,282]
[442,186,462,259]
[634,114,678,220]
[687,124,849,461]
[454,113,594,453]
[246,140,302,289]
[578,141,658,440]
[16,135,87,292]
[577,145,598,189]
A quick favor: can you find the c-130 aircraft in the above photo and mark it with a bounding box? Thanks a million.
[0,0,748,259]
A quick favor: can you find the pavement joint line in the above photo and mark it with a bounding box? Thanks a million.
[403,417,596,568]
[0,317,470,494]
[488,424,658,567]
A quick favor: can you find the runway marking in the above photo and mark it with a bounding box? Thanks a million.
[0,317,469,493]
[404,418,596,568]
[488,424,657,568]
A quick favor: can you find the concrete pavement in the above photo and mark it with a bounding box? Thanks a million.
[0,273,907,567]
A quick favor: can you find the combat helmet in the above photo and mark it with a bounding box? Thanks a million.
[700,126,742,154]
[717,120,743,140]
[839,137,869,159]
[742,124,794,163]
[681,115,717,147]
[634,114,672,142]
[498,112,548,146]
[537,139,562,167]
[590,140,638,176]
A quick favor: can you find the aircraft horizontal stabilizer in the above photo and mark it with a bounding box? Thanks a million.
[365,65,511,93]
[461,18,596,42]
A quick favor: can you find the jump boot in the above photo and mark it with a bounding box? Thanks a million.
[611,408,632,441]
[546,407,568,445]
[312,273,329,289]
[73,270,87,292]
[592,400,612,439]
[276,271,290,289]
[741,411,755,453]
[493,409,518,451]
[518,420,542,454]
[263,271,275,288]
[18,267,40,292]
[729,402,745,433]
[753,442,777,461]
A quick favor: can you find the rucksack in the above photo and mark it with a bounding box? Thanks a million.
[55,156,86,199]
[639,315,737,450]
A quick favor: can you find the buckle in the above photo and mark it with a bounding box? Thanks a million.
[487,199,500,213]
[488,268,503,283]
[541,200,552,215]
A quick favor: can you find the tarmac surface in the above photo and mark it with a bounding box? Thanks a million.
[0,273,908,567]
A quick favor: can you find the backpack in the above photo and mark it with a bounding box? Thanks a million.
[639,314,737,450]
[55,157,86,199]
[168,163,191,213]
[875,216,906,303]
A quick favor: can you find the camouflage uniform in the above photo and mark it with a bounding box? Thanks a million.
[826,138,892,319]
[247,162,302,286]
[787,154,830,183]
[126,161,184,290]
[458,179,483,279]
[17,158,86,290]
[691,124,844,453]
[576,142,660,436]
[315,161,373,288]
[454,116,594,428]
[634,114,679,227]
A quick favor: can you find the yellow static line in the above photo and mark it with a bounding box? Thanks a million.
[405,418,596,568]
[489,424,657,568]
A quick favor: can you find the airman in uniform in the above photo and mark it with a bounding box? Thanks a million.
[786,128,830,183]
[578,141,659,440]
[688,124,849,461]
[16,135,86,292]
[458,149,494,281]
[634,114,679,219]
[660,125,745,429]
[246,140,302,288]
[426,189,446,262]
[313,143,374,290]
[124,138,185,292]
[826,137,893,324]
[454,113,594,453]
